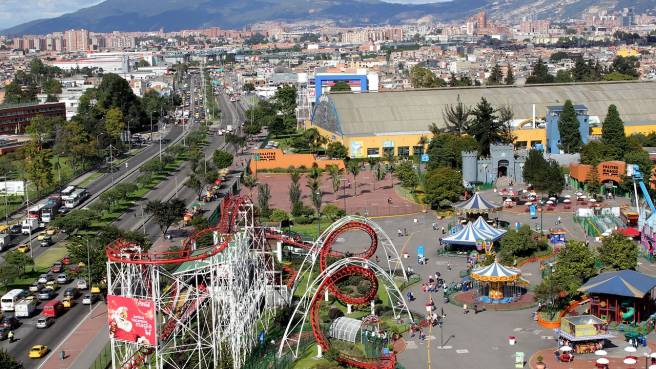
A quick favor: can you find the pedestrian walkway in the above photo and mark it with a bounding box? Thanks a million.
[40,303,108,369]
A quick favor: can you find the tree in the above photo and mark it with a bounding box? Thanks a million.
[486,64,503,85]
[467,98,513,156]
[523,150,564,194]
[51,209,97,232]
[348,161,360,196]
[0,348,23,369]
[243,175,257,198]
[580,141,614,166]
[331,81,351,92]
[394,161,419,192]
[258,183,272,218]
[23,141,53,194]
[424,167,463,208]
[526,58,555,84]
[441,95,471,135]
[243,82,255,92]
[426,132,477,170]
[557,100,582,154]
[601,104,628,159]
[305,128,328,153]
[410,65,446,88]
[374,162,386,191]
[145,199,186,235]
[326,164,341,198]
[610,56,639,78]
[326,142,348,159]
[4,250,34,276]
[185,174,204,200]
[27,115,59,145]
[273,85,298,117]
[505,64,515,85]
[105,107,125,142]
[555,70,573,83]
[498,225,548,265]
[212,149,234,169]
[598,232,639,270]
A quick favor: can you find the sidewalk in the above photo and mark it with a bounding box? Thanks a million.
[40,303,108,369]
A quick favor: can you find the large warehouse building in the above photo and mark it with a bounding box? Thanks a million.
[309,81,656,158]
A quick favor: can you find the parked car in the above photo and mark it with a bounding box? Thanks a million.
[56,274,69,284]
[35,316,55,329]
[37,288,55,301]
[0,316,20,329]
[0,327,8,340]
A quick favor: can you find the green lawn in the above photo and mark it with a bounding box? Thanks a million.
[288,221,330,240]
[0,244,68,294]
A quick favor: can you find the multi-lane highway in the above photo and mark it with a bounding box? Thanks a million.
[0,73,205,368]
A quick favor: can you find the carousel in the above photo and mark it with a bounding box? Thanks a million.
[470,261,526,303]
[454,192,502,217]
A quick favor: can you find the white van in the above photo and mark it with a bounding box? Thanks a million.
[1,289,27,311]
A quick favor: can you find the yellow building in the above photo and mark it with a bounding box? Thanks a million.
[310,82,656,158]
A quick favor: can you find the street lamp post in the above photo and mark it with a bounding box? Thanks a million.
[87,239,92,314]
[340,177,348,213]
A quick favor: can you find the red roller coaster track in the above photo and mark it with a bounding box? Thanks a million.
[274,221,396,369]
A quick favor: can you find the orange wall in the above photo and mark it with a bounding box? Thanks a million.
[249,149,345,173]
[569,161,626,183]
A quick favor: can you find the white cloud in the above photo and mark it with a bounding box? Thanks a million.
[0,0,103,29]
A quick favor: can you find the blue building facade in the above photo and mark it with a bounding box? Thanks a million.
[314,74,369,103]
[545,104,590,154]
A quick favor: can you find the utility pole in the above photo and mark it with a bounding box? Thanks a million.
[108,144,116,185]
[87,239,92,314]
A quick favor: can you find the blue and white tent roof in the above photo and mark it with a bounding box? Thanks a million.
[454,192,501,214]
[442,220,505,247]
[471,261,521,282]
[472,216,506,239]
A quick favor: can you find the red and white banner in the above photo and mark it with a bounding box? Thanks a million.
[108,295,156,346]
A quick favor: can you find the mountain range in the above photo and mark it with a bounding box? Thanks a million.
[2,0,656,36]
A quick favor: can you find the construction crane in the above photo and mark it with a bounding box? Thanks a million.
[628,164,656,228]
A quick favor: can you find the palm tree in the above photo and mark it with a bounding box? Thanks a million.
[290,169,301,185]
[257,183,271,218]
[348,161,360,197]
[327,164,341,200]
[441,94,471,135]
[374,163,386,191]
[243,175,257,198]
[185,174,204,200]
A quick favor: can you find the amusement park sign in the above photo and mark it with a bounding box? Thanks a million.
[108,295,157,346]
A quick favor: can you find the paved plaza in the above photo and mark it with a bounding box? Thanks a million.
[331,200,656,369]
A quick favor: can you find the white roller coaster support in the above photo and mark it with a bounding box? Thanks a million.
[278,257,413,359]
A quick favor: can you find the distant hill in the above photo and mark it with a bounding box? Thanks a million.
[1,0,487,35]
[3,0,656,36]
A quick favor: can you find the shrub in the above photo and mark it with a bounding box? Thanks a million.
[270,209,290,222]
[295,215,312,224]
[356,280,371,295]
[322,204,345,221]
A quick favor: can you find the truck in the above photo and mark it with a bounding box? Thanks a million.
[14,299,36,318]
[21,218,39,235]
[0,234,11,251]
[41,300,63,318]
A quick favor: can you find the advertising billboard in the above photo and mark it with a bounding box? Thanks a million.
[107,295,156,346]
[0,180,25,196]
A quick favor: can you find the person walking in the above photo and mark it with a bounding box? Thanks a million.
[8,330,14,343]
[463,304,468,314]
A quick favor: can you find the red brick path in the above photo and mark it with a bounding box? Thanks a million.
[528,342,656,369]
[242,171,424,217]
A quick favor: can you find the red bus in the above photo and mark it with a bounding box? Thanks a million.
[41,300,64,317]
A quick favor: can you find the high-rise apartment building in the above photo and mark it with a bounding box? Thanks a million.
[64,29,90,51]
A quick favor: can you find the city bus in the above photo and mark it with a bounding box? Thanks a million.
[1,289,28,311]
[27,200,48,220]
[64,188,88,209]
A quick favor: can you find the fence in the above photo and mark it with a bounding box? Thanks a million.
[88,342,111,369]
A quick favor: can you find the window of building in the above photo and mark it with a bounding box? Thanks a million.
[413,146,424,156]
[530,140,543,148]
[514,141,527,149]
[383,147,394,158]
[397,146,410,158]
[367,148,380,157]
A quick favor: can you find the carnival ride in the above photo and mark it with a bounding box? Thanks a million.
[106,195,282,369]
[274,216,411,369]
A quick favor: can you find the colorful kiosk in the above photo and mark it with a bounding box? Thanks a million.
[578,270,656,324]
[470,261,525,303]
[555,315,614,354]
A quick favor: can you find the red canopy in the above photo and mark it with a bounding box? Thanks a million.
[618,228,641,238]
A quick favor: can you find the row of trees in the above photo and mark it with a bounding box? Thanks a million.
[243,85,298,136]
[410,64,515,88]
[4,58,63,104]
[526,56,639,84]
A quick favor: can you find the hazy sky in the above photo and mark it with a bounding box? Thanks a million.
[0,0,441,29]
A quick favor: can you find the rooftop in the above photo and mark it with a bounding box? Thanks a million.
[313,81,656,136]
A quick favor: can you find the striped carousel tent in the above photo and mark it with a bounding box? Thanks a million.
[472,216,506,239]
[443,219,506,248]
[471,262,521,282]
[454,192,502,214]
